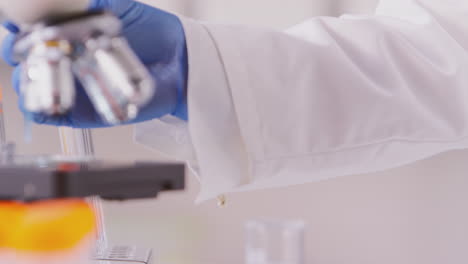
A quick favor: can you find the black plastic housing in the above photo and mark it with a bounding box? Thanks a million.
[0,161,185,201]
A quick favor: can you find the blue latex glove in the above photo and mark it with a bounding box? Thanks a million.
[2,0,188,128]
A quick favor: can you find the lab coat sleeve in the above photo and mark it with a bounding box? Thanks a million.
[136,0,468,202]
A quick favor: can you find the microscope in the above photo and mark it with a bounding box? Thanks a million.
[0,1,186,263]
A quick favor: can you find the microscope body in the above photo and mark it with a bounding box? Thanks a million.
[0,4,167,264]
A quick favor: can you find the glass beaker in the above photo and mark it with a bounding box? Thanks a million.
[245,220,305,264]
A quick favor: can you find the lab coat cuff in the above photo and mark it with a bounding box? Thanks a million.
[182,18,253,202]
[137,17,252,202]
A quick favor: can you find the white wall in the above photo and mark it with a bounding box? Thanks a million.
[1,0,467,264]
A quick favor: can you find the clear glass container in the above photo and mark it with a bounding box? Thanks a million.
[245,220,305,264]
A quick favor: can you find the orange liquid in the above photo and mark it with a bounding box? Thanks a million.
[0,199,96,252]
[0,202,26,248]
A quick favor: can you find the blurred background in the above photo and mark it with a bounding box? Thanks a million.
[1,0,468,263]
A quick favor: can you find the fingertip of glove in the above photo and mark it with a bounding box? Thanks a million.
[31,114,47,125]
[17,100,50,126]
[88,0,114,10]
[23,111,57,126]
[88,0,137,18]
[2,21,19,33]
[2,33,19,66]
[88,0,102,10]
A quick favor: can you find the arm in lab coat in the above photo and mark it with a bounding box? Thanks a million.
[135,0,468,202]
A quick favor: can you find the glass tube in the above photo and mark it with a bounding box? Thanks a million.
[59,127,108,251]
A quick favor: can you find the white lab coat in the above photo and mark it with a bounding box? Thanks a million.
[135,0,468,202]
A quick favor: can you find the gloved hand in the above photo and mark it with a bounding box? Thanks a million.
[2,0,188,128]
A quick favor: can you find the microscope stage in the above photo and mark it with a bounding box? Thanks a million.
[0,159,185,201]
